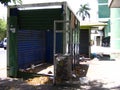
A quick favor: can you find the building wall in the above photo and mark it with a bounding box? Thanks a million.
[104,20,110,37]
[98,0,110,37]
[98,0,120,59]
[110,8,120,59]
[98,0,108,3]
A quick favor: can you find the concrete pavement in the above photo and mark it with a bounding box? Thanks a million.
[0,46,120,89]
[80,58,120,89]
[0,48,7,78]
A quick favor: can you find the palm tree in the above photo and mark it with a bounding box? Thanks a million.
[76,3,91,21]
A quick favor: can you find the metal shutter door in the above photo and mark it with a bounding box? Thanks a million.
[17,30,45,69]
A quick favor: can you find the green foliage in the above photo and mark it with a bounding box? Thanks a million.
[0,18,6,40]
[0,0,22,5]
[76,3,91,21]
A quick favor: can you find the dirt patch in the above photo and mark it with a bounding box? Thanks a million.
[25,76,53,86]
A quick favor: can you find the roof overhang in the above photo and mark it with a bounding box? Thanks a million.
[80,21,107,30]
[8,2,65,9]
[109,0,120,8]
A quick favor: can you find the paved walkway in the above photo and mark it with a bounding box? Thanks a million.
[0,48,7,78]
[1,47,120,89]
[79,58,120,90]
[0,59,120,90]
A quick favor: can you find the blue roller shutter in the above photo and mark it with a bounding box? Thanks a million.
[17,30,46,69]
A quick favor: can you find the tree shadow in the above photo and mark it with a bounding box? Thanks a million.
[0,78,35,90]
[88,80,109,90]
[98,54,115,61]
[80,79,120,90]
[1,78,120,90]
[0,78,80,90]
[111,86,120,90]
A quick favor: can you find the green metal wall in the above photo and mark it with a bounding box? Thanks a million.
[8,17,18,77]
[7,7,19,77]
[18,9,63,30]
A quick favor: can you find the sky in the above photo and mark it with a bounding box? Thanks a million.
[0,0,98,21]
[0,4,7,20]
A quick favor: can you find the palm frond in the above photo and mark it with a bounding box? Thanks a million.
[76,3,91,20]
[13,0,22,4]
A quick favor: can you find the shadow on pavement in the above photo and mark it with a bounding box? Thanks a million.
[80,79,120,90]
[1,77,120,90]
[98,54,115,61]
